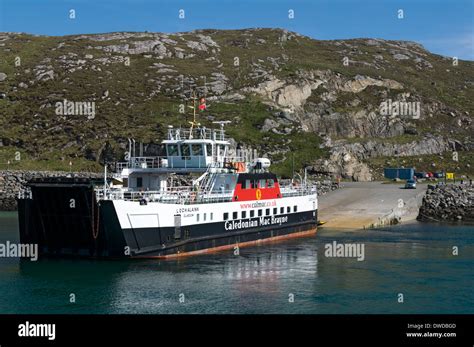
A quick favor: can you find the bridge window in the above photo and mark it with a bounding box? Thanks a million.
[180,144,190,159]
[233,211,238,219]
[267,179,275,188]
[191,144,203,156]
[258,209,262,217]
[259,179,266,188]
[136,177,143,188]
[223,212,229,220]
[251,180,257,189]
[218,145,225,157]
[206,144,213,157]
[167,144,179,156]
[265,208,270,216]
[242,211,247,219]
[243,179,251,189]
[250,210,255,218]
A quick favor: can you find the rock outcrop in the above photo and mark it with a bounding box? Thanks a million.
[0,170,105,211]
[417,184,474,222]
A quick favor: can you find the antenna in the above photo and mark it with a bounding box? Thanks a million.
[212,121,231,129]
[212,121,231,140]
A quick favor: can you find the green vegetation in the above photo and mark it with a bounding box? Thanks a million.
[0,29,472,177]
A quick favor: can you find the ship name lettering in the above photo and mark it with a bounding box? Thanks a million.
[176,207,199,214]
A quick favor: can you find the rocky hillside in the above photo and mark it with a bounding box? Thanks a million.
[0,29,473,179]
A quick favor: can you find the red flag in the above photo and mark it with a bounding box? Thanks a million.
[198,97,206,111]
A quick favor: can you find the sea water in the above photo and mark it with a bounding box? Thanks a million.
[0,211,472,314]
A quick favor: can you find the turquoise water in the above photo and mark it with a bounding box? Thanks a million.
[0,211,473,314]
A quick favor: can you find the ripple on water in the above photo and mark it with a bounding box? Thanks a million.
[0,213,473,314]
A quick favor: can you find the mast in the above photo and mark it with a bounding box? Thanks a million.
[188,90,200,139]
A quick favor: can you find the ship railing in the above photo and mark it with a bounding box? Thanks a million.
[116,156,202,171]
[115,155,246,172]
[97,187,235,204]
[17,187,33,200]
[280,184,317,197]
[167,128,227,141]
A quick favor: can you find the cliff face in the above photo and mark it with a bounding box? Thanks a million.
[0,29,473,180]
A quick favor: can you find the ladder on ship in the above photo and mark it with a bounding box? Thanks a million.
[193,164,218,201]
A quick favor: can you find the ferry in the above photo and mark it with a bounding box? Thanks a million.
[17,100,318,259]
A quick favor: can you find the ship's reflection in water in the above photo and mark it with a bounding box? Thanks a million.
[223,250,317,280]
[1,212,473,314]
[105,242,319,314]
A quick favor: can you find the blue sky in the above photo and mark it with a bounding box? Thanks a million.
[1,0,473,60]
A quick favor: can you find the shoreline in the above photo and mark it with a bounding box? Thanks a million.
[318,181,426,230]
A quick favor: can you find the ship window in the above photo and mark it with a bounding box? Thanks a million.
[206,144,213,157]
[243,179,251,189]
[167,144,179,156]
[267,179,275,188]
[273,208,277,215]
[136,177,143,188]
[294,206,297,212]
[203,213,207,221]
[265,208,270,216]
[250,210,255,218]
[259,179,266,188]
[258,209,262,217]
[191,144,203,156]
[180,144,190,159]
[196,214,200,222]
[223,212,229,220]
[218,145,225,157]
[287,206,291,213]
[280,207,284,214]
[210,212,213,220]
[251,180,257,189]
[242,211,246,219]
[233,211,238,220]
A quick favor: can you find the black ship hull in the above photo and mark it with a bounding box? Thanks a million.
[18,178,317,259]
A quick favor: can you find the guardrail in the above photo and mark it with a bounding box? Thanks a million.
[96,187,235,204]
[97,184,316,205]
[168,128,227,141]
[280,185,317,197]
[115,156,245,172]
